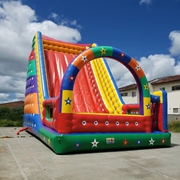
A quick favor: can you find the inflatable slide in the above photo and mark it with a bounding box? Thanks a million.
[22,31,171,154]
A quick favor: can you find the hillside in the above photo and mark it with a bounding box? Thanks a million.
[0,101,24,109]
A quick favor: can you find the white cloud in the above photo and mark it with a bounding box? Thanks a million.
[169,30,180,56]
[108,53,180,88]
[107,30,180,88]
[139,0,152,5]
[48,13,81,29]
[0,76,23,93]
[106,59,132,87]
[71,20,77,26]
[28,20,81,42]
[15,93,24,99]
[139,54,179,80]
[0,93,9,99]
[0,0,180,104]
[0,93,10,104]
[0,0,81,103]
[50,12,58,19]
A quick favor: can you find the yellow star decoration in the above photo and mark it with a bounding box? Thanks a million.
[43,136,46,142]
[100,48,106,54]
[48,138,51,145]
[91,43,96,47]
[144,84,149,90]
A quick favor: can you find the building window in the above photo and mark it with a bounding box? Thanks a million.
[172,85,180,91]
[132,91,136,97]
[121,92,128,96]
[173,108,179,113]
[160,87,165,90]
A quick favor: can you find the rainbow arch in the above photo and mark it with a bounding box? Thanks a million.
[60,46,150,116]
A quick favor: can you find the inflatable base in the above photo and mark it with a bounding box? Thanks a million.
[30,127,171,154]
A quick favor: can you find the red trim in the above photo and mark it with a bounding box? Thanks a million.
[157,103,168,132]
[17,127,28,135]
[42,98,59,129]
[122,104,139,114]
[28,50,35,61]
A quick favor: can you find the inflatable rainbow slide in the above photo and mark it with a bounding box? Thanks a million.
[22,31,171,154]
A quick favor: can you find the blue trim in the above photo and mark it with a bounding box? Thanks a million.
[150,94,160,103]
[59,87,63,113]
[23,114,42,133]
[37,31,49,99]
[112,47,132,64]
[162,90,168,130]
[59,65,79,112]
[103,58,125,105]
[61,65,79,90]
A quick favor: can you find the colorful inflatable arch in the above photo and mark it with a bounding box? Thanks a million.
[22,32,171,154]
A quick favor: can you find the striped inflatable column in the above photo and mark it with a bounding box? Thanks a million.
[153,90,168,132]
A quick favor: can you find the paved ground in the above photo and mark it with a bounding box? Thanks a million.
[0,127,180,180]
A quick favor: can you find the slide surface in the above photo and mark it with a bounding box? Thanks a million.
[42,36,124,115]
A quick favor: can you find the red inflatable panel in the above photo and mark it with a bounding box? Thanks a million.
[122,104,140,114]
[28,50,35,61]
[44,50,107,115]
[54,113,151,133]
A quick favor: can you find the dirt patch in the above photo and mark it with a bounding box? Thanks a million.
[0,136,13,139]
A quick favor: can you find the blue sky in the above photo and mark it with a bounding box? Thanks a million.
[0,0,180,103]
[23,0,180,58]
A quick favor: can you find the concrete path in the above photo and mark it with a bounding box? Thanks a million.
[0,127,180,180]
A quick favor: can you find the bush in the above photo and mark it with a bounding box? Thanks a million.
[0,107,11,119]
[0,119,23,127]
[0,106,24,127]
[168,120,180,132]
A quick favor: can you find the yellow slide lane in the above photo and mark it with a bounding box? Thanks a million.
[91,59,123,114]
[34,34,44,117]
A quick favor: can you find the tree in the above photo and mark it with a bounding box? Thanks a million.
[10,107,24,121]
[0,106,11,120]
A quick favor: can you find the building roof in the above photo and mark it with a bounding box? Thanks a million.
[0,101,24,108]
[151,74,180,85]
[119,83,137,91]
[119,74,180,91]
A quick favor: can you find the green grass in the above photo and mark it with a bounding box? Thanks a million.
[0,119,23,127]
[168,120,180,132]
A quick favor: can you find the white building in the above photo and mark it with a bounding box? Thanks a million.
[119,74,180,116]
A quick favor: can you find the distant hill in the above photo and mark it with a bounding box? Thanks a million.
[0,101,24,109]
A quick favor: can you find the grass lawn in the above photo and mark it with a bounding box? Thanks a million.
[168,120,180,133]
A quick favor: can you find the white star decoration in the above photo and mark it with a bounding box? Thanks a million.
[137,140,141,145]
[65,97,72,105]
[149,138,155,145]
[135,65,141,71]
[146,104,151,109]
[91,139,99,148]
[81,55,87,62]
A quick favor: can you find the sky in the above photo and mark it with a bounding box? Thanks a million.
[0,0,180,103]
